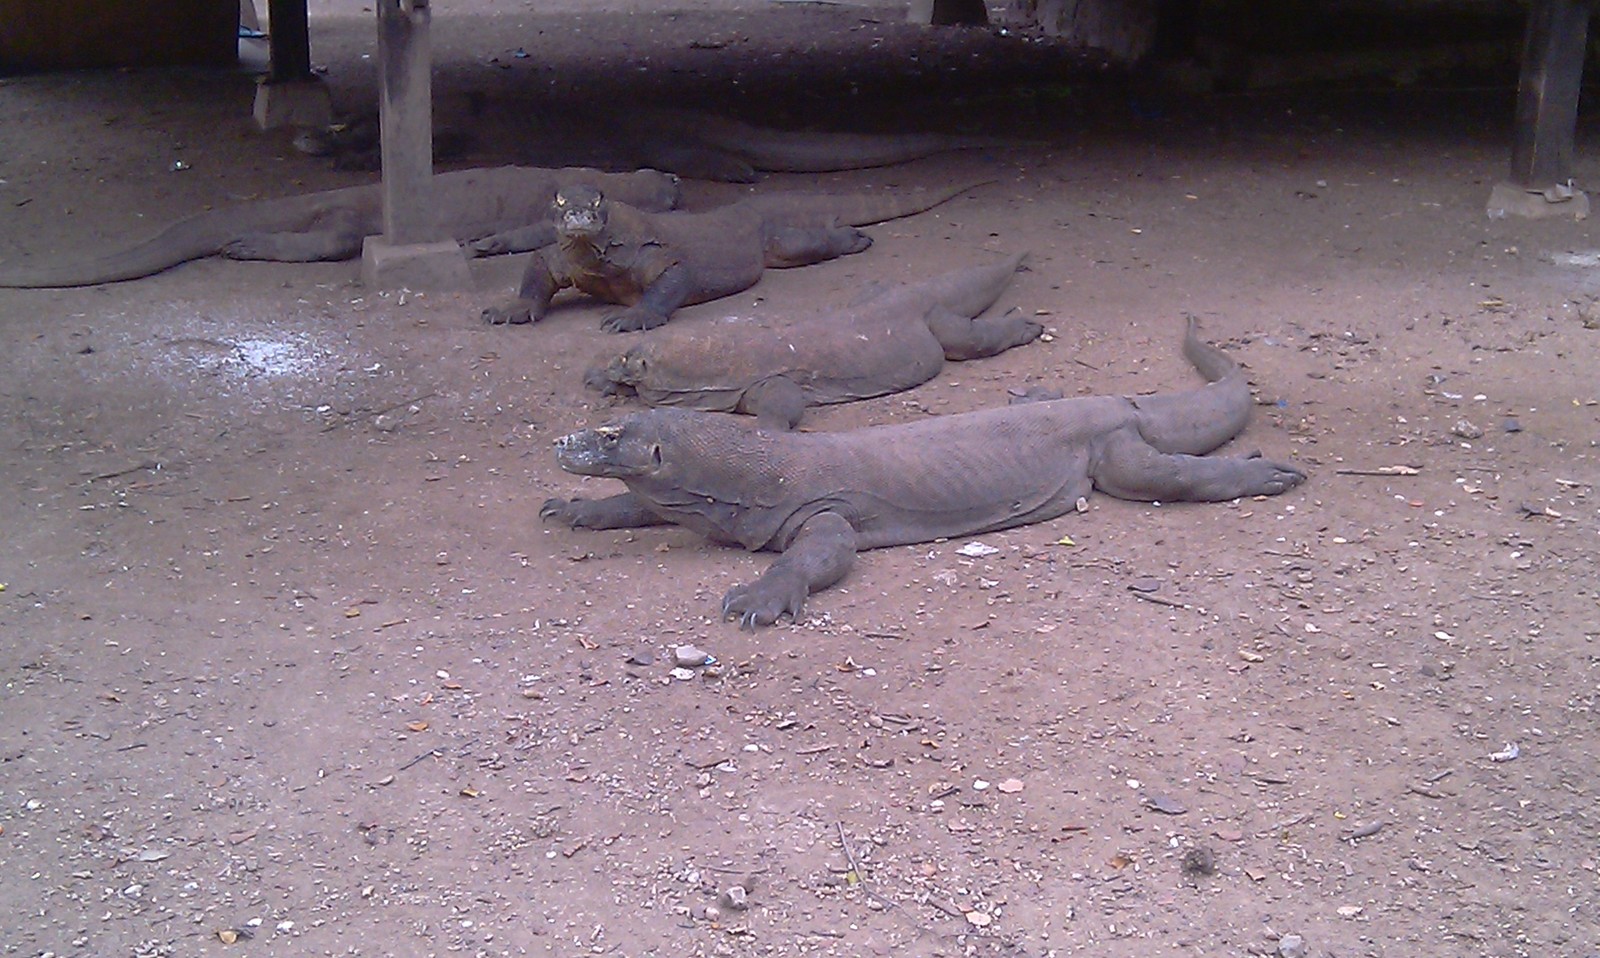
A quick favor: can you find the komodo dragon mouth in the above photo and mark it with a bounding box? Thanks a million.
[553,424,661,477]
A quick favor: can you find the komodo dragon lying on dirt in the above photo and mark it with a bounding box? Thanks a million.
[481,180,985,332]
[627,110,999,183]
[0,166,680,288]
[542,319,1307,628]
[298,108,995,183]
[584,253,1041,428]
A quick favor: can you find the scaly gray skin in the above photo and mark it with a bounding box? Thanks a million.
[542,318,1307,628]
[584,252,1042,429]
[630,110,1001,183]
[0,166,680,288]
[482,180,990,333]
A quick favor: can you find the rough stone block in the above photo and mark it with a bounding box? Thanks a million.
[252,77,332,131]
[360,237,473,291]
[1486,181,1590,220]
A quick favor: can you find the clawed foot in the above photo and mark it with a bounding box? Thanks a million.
[1242,453,1308,495]
[467,236,511,258]
[483,298,540,325]
[600,306,672,333]
[721,577,807,630]
[540,497,596,527]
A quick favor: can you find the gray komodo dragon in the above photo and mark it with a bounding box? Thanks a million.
[628,110,999,183]
[481,180,987,333]
[542,319,1307,628]
[584,253,1042,428]
[0,166,680,288]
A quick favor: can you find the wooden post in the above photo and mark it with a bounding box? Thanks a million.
[375,0,435,245]
[1509,0,1594,187]
[265,0,313,82]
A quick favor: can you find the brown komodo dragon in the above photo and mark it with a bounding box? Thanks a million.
[542,319,1307,628]
[481,180,986,333]
[583,253,1042,428]
[0,166,680,288]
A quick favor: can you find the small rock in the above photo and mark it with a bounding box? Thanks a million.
[1182,846,1216,876]
[673,644,713,668]
[1128,576,1162,593]
[1143,792,1188,815]
[1451,419,1484,439]
[719,885,749,911]
[1278,933,1306,958]
[1502,417,1522,433]
[625,650,655,666]
[669,667,696,681]
[956,541,1000,558]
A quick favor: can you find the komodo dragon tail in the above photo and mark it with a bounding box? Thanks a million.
[746,179,993,229]
[0,212,239,288]
[1129,317,1255,456]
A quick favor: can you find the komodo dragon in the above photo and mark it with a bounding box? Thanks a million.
[628,110,998,183]
[584,253,1042,428]
[481,180,986,332]
[0,166,680,288]
[542,319,1307,628]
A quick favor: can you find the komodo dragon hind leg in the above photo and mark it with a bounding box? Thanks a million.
[222,209,367,262]
[762,225,871,268]
[739,376,806,430]
[925,306,1044,361]
[1092,432,1306,503]
[540,492,672,530]
[722,511,857,629]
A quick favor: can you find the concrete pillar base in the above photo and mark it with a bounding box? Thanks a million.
[252,76,332,131]
[1486,181,1590,220]
[360,237,473,290]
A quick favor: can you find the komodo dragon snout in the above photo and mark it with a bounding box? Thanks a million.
[552,423,662,477]
[552,185,608,238]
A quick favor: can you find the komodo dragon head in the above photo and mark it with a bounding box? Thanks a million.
[551,184,610,243]
[581,347,647,397]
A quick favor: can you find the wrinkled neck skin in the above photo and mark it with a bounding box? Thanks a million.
[557,230,609,269]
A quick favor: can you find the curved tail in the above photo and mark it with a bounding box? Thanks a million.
[0,214,233,288]
[748,179,992,229]
[1130,317,1253,455]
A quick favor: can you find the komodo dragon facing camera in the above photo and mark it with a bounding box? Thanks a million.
[584,253,1042,429]
[543,319,1307,628]
[0,166,680,288]
[480,180,988,333]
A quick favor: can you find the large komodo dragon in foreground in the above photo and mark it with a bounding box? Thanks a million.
[0,166,680,288]
[481,180,986,332]
[584,253,1042,428]
[543,319,1307,628]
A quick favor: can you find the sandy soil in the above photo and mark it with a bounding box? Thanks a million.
[2,3,1598,957]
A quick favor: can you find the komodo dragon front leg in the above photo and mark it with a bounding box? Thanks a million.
[539,492,673,529]
[1092,431,1306,502]
[721,512,858,629]
[924,306,1043,361]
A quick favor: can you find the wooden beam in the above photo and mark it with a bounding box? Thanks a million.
[1510,0,1595,187]
[375,0,436,245]
[264,0,312,81]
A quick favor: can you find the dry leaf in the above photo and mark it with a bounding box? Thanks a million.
[217,929,239,944]
[343,607,361,618]
[406,721,429,732]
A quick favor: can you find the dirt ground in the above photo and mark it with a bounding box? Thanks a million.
[2,2,1598,957]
